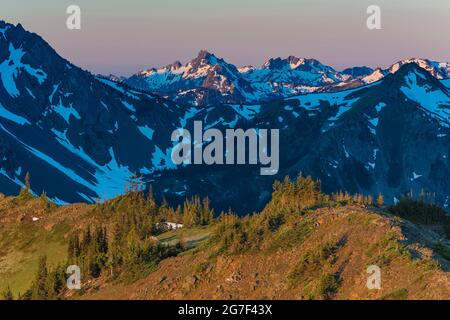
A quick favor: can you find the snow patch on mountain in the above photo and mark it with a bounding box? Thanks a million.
[0,167,26,189]
[51,129,98,167]
[411,172,423,181]
[400,71,450,127]
[52,99,81,123]
[375,102,387,113]
[138,125,154,140]
[0,25,10,39]
[0,43,47,97]
[121,101,136,112]
[152,146,176,170]
[50,128,135,201]
[0,102,30,125]
[229,104,261,120]
[93,148,134,200]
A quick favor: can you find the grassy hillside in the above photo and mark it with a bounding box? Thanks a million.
[86,206,450,300]
[0,176,449,300]
[0,194,93,295]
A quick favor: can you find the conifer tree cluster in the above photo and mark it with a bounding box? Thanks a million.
[68,226,108,278]
[331,191,380,207]
[266,175,328,214]
[211,175,392,255]
[22,177,217,299]
[19,256,67,300]
[17,173,422,300]
[388,194,450,235]
[182,196,214,227]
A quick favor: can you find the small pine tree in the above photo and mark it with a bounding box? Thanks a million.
[81,227,92,251]
[376,193,384,207]
[67,233,81,262]
[366,195,373,206]
[46,265,65,299]
[18,172,34,202]
[202,197,214,225]
[24,172,31,191]
[32,256,49,299]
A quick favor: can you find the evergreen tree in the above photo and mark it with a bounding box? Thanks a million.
[367,195,373,206]
[47,264,65,299]
[24,172,31,191]
[81,226,92,252]
[32,256,49,299]
[376,193,384,207]
[18,172,34,201]
[202,197,214,225]
[67,233,81,262]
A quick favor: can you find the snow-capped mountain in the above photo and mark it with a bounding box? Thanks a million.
[151,63,450,213]
[388,58,450,80]
[0,21,189,203]
[0,22,272,204]
[125,52,450,106]
[126,50,258,106]
[0,20,449,213]
[360,58,450,85]
[125,53,352,106]
[240,56,350,85]
[320,59,450,93]
[341,66,374,78]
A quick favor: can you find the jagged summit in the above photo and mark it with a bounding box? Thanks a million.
[125,52,351,105]
[164,60,183,71]
[123,50,450,106]
[359,58,450,85]
[126,50,254,105]
[262,56,329,71]
[341,66,374,78]
[194,49,217,61]
[0,20,21,31]
[389,58,450,79]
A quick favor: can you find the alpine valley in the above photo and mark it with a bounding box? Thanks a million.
[0,20,449,214]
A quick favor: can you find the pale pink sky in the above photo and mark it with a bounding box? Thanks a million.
[2,0,450,76]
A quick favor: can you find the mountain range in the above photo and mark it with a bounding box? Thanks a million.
[0,20,449,213]
[124,50,450,106]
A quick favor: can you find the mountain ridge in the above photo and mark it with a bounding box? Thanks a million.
[0,20,449,214]
[123,49,450,106]
[1,179,449,300]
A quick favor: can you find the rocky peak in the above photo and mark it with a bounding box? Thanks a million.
[191,50,218,66]
[164,60,183,71]
[389,58,450,80]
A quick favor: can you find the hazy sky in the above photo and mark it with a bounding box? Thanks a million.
[2,0,450,76]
